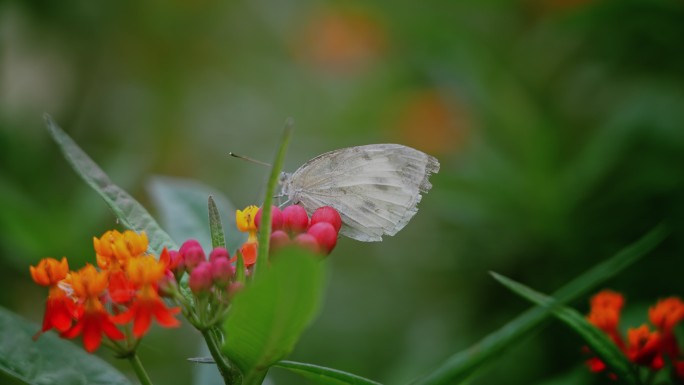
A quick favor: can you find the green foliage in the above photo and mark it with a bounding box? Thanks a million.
[410,224,668,385]
[223,248,326,385]
[208,196,227,249]
[45,115,177,255]
[275,361,382,385]
[491,273,638,384]
[147,176,244,253]
[0,306,130,385]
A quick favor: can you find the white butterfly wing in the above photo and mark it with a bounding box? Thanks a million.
[285,144,439,242]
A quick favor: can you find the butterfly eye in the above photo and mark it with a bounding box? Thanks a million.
[278,172,289,184]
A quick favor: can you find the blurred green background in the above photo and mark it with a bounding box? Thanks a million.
[2,0,684,384]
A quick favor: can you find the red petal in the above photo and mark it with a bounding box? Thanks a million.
[82,315,103,352]
[152,300,180,327]
[133,304,152,337]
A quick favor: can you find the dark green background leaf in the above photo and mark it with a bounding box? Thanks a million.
[492,273,638,385]
[222,248,326,385]
[0,306,130,385]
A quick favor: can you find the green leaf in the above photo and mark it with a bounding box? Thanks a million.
[44,115,176,255]
[255,118,294,277]
[222,247,325,385]
[275,361,383,385]
[208,196,226,249]
[147,175,245,253]
[0,306,130,385]
[235,250,246,285]
[491,273,638,384]
[409,223,668,385]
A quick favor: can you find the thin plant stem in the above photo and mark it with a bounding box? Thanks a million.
[202,327,241,384]
[128,352,154,385]
[254,118,294,278]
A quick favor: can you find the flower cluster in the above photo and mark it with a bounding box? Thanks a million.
[236,204,342,267]
[585,290,684,381]
[30,230,180,352]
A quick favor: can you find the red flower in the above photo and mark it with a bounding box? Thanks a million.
[62,265,124,352]
[625,325,664,370]
[112,256,180,337]
[30,257,77,333]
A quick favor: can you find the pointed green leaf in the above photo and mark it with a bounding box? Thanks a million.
[275,361,383,385]
[147,176,244,253]
[222,248,325,385]
[235,250,246,285]
[255,118,294,277]
[410,224,668,385]
[208,196,226,249]
[0,306,130,385]
[491,273,638,384]
[45,115,176,255]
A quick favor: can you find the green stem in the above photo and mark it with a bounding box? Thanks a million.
[254,118,294,278]
[202,327,242,385]
[128,352,154,385]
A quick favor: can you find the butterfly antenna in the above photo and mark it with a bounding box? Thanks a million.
[228,152,271,167]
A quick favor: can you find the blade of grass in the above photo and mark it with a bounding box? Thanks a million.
[275,360,383,385]
[208,196,226,249]
[410,223,668,385]
[492,272,638,384]
[254,118,294,277]
[45,115,176,255]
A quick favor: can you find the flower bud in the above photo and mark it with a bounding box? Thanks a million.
[209,247,230,263]
[282,205,309,234]
[269,230,291,254]
[294,233,320,254]
[307,222,338,254]
[211,257,234,286]
[179,240,206,273]
[188,262,213,294]
[310,206,342,233]
[158,270,178,297]
[255,206,284,231]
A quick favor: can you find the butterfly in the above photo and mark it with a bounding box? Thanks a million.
[279,144,440,242]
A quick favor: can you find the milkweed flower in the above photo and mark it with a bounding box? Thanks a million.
[62,264,124,352]
[30,257,76,333]
[112,254,180,337]
[584,290,684,381]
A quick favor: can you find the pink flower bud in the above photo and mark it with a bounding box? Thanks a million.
[167,250,185,276]
[310,206,342,233]
[294,233,320,254]
[188,262,213,294]
[282,205,309,234]
[179,240,206,273]
[211,257,234,286]
[158,270,178,297]
[255,206,284,231]
[209,247,230,262]
[269,230,291,254]
[307,222,338,254]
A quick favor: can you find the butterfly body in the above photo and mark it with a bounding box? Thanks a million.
[280,144,439,242]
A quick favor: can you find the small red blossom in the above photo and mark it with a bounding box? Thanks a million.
[649,297,684,333]
[626,325,664,370]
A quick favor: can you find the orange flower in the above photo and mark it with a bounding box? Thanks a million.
[94,230,149,270]
[649,297,684,333]
[30,257,69,286]
[587,290,625,348]
[625,325,664,370]
[590,290,624,312]
[112,256,180,337]
[63,264,124,352]
[231,242,257,267]
[30,258,77,333]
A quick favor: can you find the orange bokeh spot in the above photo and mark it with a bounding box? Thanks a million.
[394,89,470,156]
[295,7,386,74]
